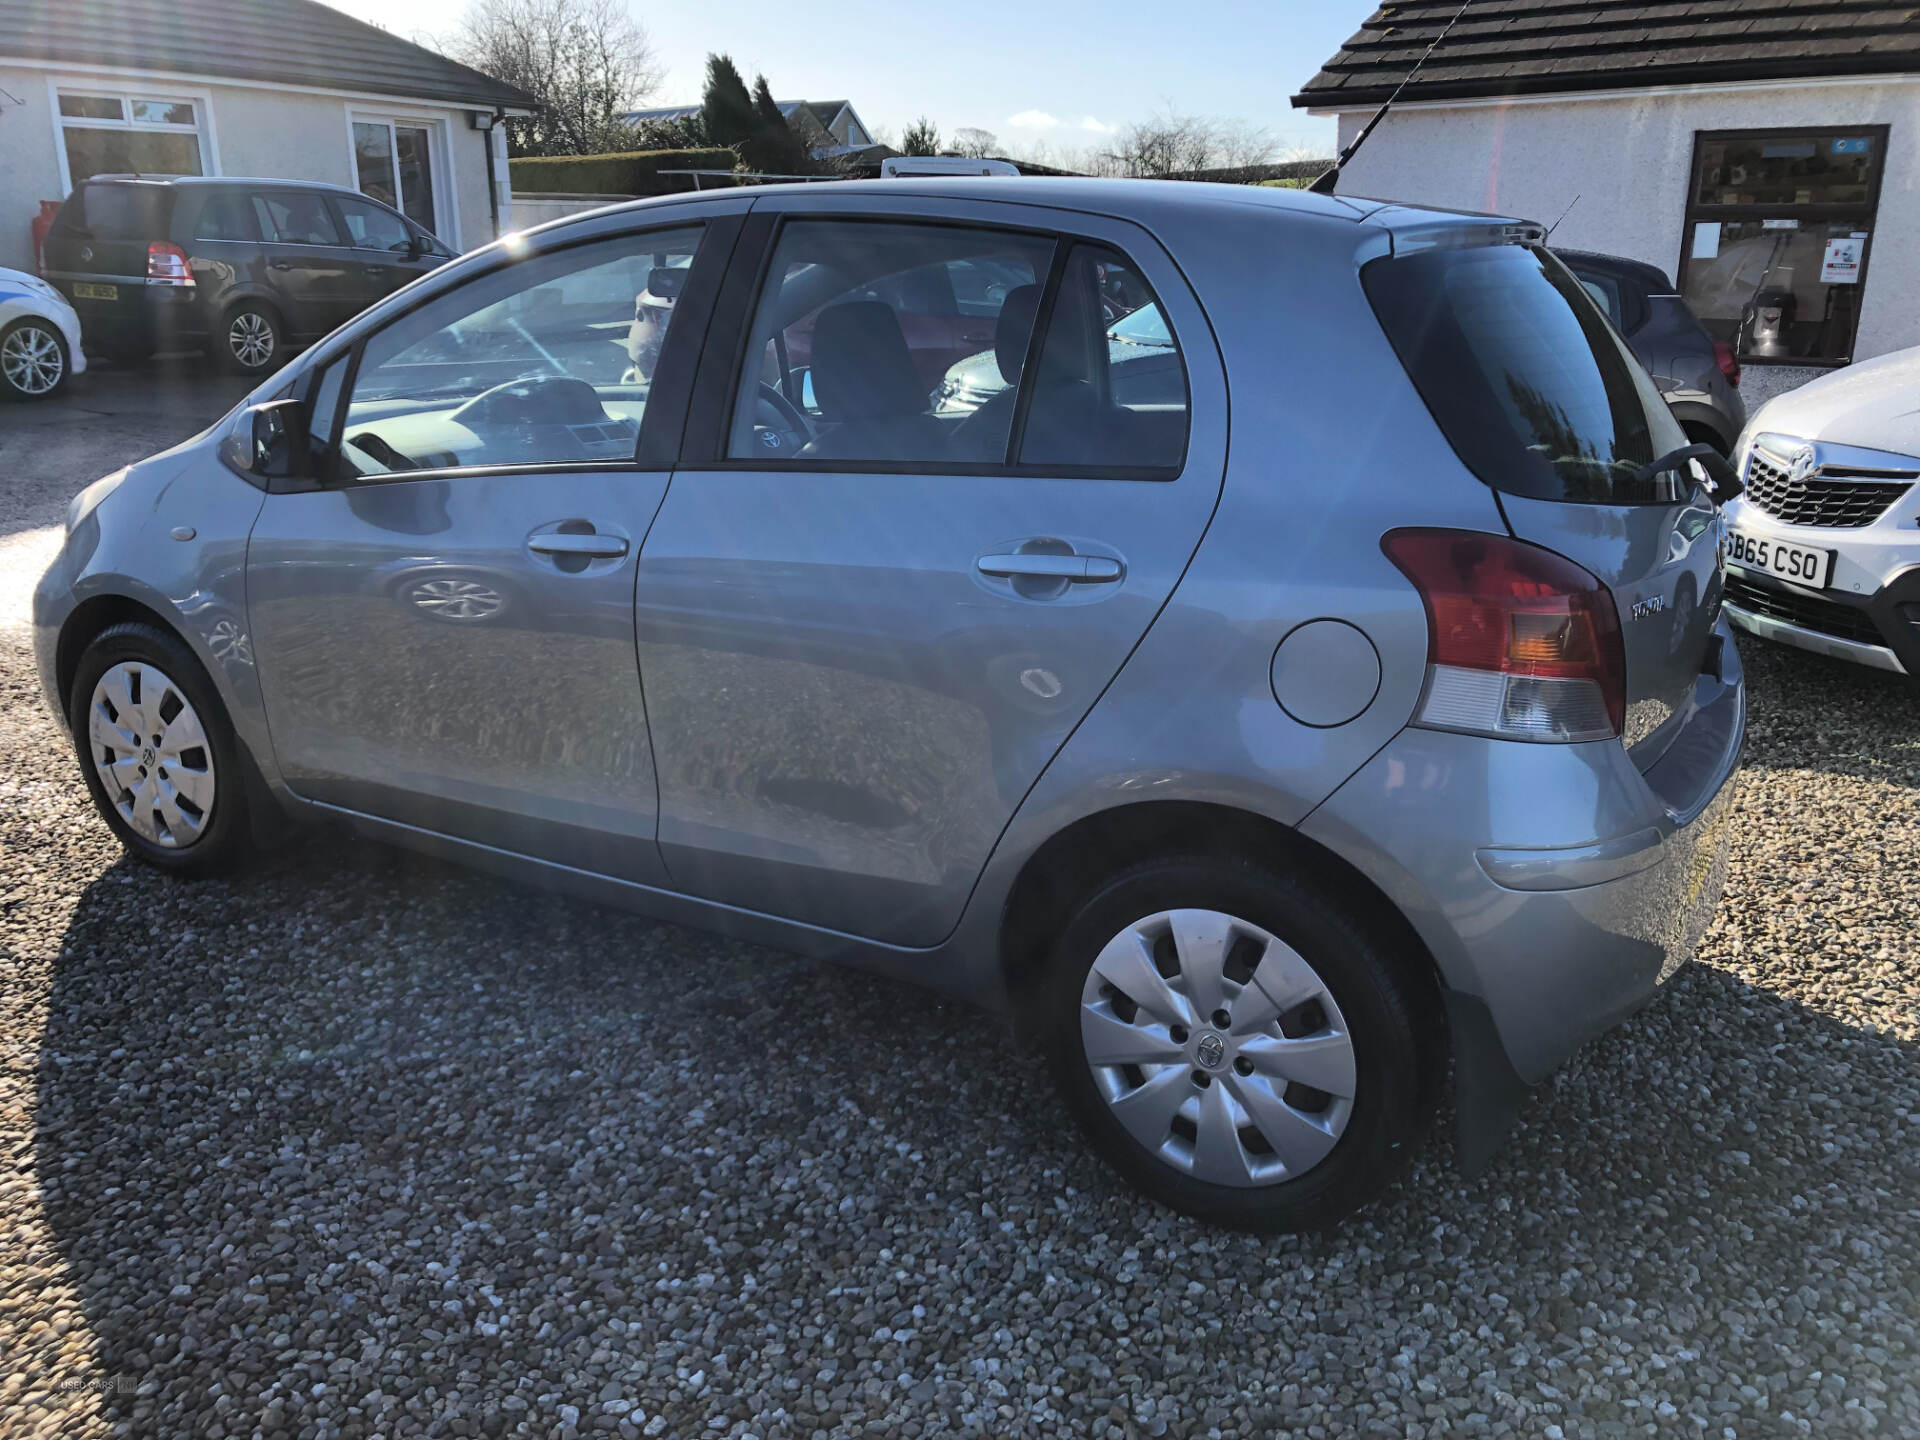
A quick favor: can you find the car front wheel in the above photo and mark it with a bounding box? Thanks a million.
[1040,855,1439,1232]
[68,622,256,875]
[0,318,69,400]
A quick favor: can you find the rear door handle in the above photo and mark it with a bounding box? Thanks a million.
[528,532,629,559]
[269,260,293,271]
[977,552,1122,582]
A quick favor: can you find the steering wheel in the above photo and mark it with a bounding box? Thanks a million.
[753,382,813,457]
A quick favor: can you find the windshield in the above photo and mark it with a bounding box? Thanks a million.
[1108,303,1174,348]
[1364,243,1686,504]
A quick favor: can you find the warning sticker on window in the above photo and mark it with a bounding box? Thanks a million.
[1821,235,1866,284]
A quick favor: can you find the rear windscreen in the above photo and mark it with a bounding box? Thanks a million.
[1364,244,1684,504]
[62,184,169,241]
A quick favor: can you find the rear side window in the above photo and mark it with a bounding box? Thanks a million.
[194,191,259,243]
[253,191,343,247]
[1364,245,1684,504]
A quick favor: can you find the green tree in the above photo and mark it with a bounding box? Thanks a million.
[901,116,940,156]
[700,53,758,150]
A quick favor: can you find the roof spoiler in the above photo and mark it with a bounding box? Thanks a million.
[1310,0,1474,197]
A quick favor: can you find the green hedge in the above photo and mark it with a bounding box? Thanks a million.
[507,148,738,197]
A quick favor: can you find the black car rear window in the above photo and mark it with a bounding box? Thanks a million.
[1364,243,1684,504]
[64,183,170,241]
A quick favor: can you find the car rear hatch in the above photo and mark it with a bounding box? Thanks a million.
[45,181,174,311]
[1363,227,1728,775]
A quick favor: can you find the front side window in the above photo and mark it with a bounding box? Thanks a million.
[334,226,702,480]
[726,221,1191,472]
[335,196,413,254]
[1679,128,1885,365]
[57,88,204,186]
[194,191,258,243]
[1365,244,1685,504]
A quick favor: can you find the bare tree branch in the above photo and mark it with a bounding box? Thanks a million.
[451,0,663,156]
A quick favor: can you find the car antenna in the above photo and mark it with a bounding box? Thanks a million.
[1310,0,1474,196]
[1546,193,1581,239]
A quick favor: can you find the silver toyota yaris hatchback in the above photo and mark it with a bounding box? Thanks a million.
[34,180,1746,1231]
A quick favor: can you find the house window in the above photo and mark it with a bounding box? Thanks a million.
[1679,127,1887,365]
[352,119,439,236]
[57,89,206,186]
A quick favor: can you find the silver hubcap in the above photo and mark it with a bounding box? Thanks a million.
[87,661,215,848]
[2,324,63,395]
[229,311,275,369]
[407,577,505,620]
[1080,909,1357,1188]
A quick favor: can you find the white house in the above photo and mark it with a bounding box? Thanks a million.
[1295,1,1920,402]
[0,0,533,273]
[623,100,881,162]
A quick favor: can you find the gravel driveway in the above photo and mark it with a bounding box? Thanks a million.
[4,373,1919,1438]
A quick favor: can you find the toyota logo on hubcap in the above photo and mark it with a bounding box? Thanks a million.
[1195,1033,1226,1069]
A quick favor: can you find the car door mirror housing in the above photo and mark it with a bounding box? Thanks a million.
[219,398,310,488]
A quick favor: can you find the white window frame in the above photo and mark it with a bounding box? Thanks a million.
[345,108,458,250]
[48,77,220,194]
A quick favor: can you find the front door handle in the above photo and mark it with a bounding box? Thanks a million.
[269,260,293,271]
[528,532,629,559]
[977,552,1122,583]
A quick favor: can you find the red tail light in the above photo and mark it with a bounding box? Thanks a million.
[1713,340,1741,387]
[147,241,194,287]
[1382,529,1626,743]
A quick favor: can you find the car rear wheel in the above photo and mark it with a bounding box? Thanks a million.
[0,318,69,401]
[218,303,283,375]
[1039,855,1438,1232]
[68,622,256,875]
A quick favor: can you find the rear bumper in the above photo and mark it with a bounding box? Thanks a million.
[1301,628,1744,1088]
[52,276,210,350]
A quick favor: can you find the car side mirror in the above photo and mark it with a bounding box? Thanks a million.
[1691,449,1744,504]
[220,398,309,486]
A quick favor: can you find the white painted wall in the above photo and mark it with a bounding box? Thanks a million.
[1322,79,1920,363]
[0,62,500,272]
[510,193,634,230]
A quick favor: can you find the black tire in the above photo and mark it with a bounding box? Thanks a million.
[68,621,256,876]
[0,317,70,401]
[1038,854,1440,1233]
[216,301,284,375]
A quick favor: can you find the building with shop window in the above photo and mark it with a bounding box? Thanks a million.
[1295,1,1919,402]
[0,0,532,273]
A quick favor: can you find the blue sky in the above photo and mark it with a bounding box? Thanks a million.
[319,0,1366,158]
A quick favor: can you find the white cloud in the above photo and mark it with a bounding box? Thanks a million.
[1006,110,1061,131]
[1078,116,1116,135]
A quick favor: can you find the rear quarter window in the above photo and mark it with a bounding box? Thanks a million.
[1364,244,1685,504]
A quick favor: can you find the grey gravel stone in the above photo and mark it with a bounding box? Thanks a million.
[3,373,1919,1436]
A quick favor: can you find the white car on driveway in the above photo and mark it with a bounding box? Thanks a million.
[1722,345,1920,678]
[0,266,85,401]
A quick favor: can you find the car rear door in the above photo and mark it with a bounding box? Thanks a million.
[632,194,1228,947]
[250,189,359,337]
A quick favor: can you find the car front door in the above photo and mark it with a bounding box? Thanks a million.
[330,193,437,307]
[250,189,360,337]
[246,210,738,881]
[633,196,1227,946]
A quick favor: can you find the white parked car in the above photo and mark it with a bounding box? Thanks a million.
[1722,345,1920,678]
[0,265,85,401]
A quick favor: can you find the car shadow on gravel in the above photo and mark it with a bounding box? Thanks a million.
[29,829,1920,1434]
